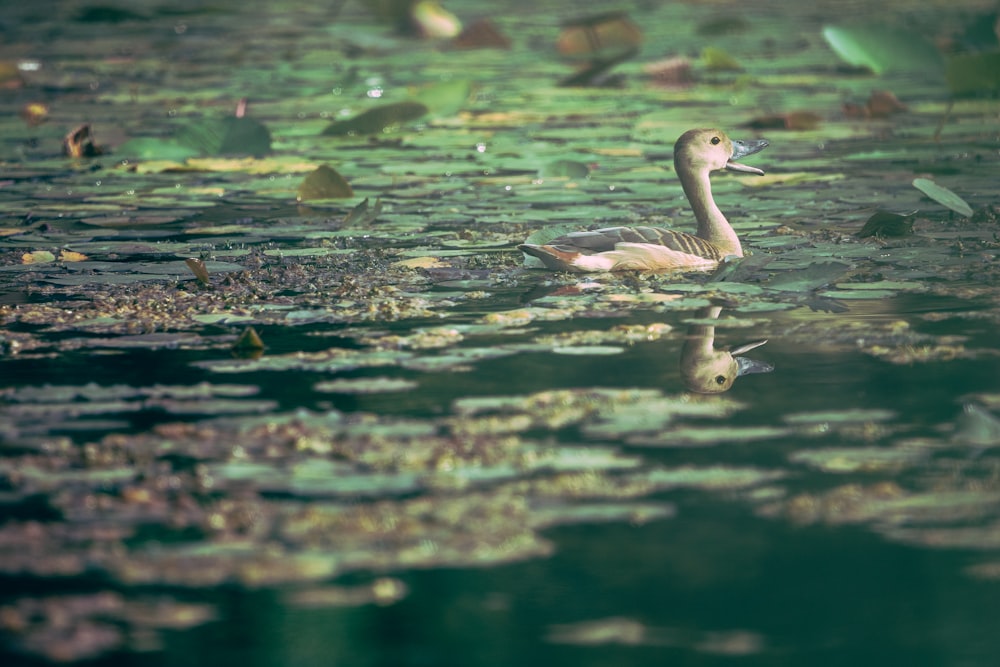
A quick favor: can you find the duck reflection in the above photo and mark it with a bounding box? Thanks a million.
[680,306,773,393]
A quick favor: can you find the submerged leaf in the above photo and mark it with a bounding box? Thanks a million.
[174,117,272,157]
[912,178,973,217]
[321,101,428,136]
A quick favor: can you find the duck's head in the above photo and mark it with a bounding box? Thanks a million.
[674,128,768,176]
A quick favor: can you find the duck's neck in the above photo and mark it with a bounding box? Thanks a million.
[677,166,742,257]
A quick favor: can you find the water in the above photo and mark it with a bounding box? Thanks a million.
[2,0,1000,664]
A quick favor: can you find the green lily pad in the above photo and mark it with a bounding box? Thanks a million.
[321,101,429,136]
[174,116,273,157]
[822,24,944,75]
[912,178,973,217]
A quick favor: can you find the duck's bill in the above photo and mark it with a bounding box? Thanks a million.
[727,138,769,175]
[731,339,774,376]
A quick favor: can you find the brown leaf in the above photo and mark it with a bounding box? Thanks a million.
[843,90,907,119]
[557,12,641,61]
[643,56,694,87]
[866,90,907,118]
[742,111,821,131]
[59,250,88,262]
[449,18,511,49]
[233,326,265,351]
[184,258,211,285]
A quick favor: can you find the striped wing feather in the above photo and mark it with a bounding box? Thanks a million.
[549,225,725,261]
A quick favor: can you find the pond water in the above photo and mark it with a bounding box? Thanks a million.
[2,0,1000,665]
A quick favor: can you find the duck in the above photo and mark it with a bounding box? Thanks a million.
[518,128,768,272]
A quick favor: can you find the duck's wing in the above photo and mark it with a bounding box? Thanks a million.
[518,242,721,272]
[549,226,670,252]
[549,225,725,260]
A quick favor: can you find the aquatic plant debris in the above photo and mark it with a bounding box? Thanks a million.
[3,0,1000,663]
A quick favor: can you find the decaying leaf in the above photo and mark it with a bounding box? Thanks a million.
[22,250,56,264]
[59,250,88,262]
[232,326,265,353]
[449,18,511,49]
[343,197,383,226]
[857,210,916,238]
[642,56,694,87]
[20,102,48,126]
[63,123,103,157]
[843,90,908,118]
[556,11,642,61]
[741,111,821,131]
[184,258,211,285]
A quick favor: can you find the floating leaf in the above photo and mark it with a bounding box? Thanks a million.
[297,165,354,200]
[538,159,590,180]
[314,377,419,394]
[696,16,750,36]
[115,137,201,161]
[173,116,272,157]
[857,210,915,238]
[409,79,473,117]
[22,250,56,264]
[822,25,944,75]
[912,178,973,217]
[701,46,742,71]
[59,250,88,262]
[945,51,1000,96]
[321,101,428,136]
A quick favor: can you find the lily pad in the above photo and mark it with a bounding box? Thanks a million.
[912,178,973,217]
[321,101,429,136]
[822,25,944,75]
[297,165,354,200]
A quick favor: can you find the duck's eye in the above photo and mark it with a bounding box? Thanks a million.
[715,375,727,385]
[710,136,721,145]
